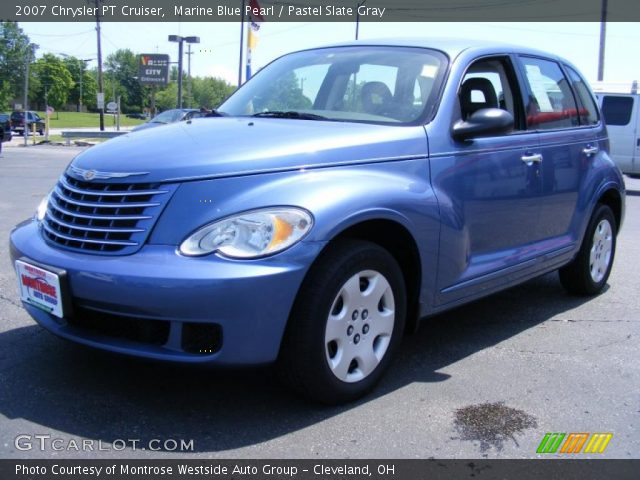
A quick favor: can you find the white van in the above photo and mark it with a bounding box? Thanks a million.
[593,81,640,177]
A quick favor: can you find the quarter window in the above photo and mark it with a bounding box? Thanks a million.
[601,96,634,126]
[565,65,599,126]
[520,57,579,130]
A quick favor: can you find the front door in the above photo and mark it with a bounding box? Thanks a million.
[432,55,544,305]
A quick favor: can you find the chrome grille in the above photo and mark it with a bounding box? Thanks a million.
[43,174,174,254]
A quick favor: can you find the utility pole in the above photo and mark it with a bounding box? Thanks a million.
[355,1,366,40]
[95,0,105,130]
[23,44,35,147]
[186,43,193,108]
[238,0,246,87]
[597,0,607,81]
[79,62,84,112]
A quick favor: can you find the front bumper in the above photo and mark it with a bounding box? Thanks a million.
[10,221,325,365]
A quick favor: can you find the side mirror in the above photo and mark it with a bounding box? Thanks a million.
[452,108,514,141]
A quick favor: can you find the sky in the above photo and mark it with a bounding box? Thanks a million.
[19,21,640,87]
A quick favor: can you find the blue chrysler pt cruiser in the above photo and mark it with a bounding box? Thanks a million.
[10,39,625,403]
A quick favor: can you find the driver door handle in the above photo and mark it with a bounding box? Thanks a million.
[521,153,543,163]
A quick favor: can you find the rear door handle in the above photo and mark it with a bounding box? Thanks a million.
[521,153,543,163]
[583,145,599,156]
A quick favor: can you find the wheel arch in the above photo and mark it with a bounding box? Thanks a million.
[319,218,423,335]
[597,187,623,232]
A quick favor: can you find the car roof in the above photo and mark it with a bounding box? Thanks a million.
[310,37,569,64]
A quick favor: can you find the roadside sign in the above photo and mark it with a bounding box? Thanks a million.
[46,106,54,116]
[106,101,118,112]
[14,103,22,110]
[97,92,105,109]
[138,54,170,86]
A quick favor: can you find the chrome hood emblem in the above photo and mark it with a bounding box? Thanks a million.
[67,165,149,181]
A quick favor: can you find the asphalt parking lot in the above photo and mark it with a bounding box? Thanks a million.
[0,144,638,459]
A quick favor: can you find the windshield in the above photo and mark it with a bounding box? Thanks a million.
[219,46,447,125]
[151,110,186,124]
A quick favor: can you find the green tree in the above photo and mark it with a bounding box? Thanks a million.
[62,57,97,111]
[33,53,74,109]
[155,82,178,112]
[192,77,235,109]
[0,22,31,110]
[257,71,311,112]
[105,49,143,112]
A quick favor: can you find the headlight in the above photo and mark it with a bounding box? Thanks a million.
[179,207,313,258]
[35,192,51,222]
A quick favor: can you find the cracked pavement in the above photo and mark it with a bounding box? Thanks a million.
[0,145,638,459]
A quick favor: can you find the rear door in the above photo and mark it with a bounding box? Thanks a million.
[599,94,638,174]
[516,56,596,244]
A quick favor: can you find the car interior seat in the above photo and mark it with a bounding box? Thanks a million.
[361,81,393,116]
[459,77,498,119]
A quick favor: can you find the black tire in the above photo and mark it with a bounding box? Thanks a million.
[278,239,406,404]
[559,204,617,296]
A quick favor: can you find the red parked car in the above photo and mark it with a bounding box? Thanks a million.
[11,111,44,136]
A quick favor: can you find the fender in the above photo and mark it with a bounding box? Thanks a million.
[150,158,442,313]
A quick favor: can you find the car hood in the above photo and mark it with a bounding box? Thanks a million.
[69,117,428,183]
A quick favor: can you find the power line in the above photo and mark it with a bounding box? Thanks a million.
[28,29,94,38]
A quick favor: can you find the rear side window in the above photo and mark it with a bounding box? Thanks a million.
[519,56,579,130]
[565,66,599,126]
[601,96,634,126]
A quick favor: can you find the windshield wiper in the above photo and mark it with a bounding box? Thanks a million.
[252,111,327,120]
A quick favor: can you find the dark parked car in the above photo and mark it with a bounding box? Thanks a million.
[0,113,12,142]
[11,39,625,404]
[131,109,203,132]
[11,111,44,136]
[126,112,149,120]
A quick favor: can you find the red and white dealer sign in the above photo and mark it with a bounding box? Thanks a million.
[15,260,63,318]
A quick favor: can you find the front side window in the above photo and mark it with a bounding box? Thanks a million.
[519,57,579,130]
[459,56,524,129]
[601,96,634,126]
[219,46,447,125]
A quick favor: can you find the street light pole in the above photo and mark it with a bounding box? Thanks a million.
[169,35,200,109]
[177,39,184,108]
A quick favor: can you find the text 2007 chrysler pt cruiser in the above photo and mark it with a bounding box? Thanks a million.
[10,40,625,403]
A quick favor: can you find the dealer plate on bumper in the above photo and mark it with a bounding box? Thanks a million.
[16,259,64,318]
